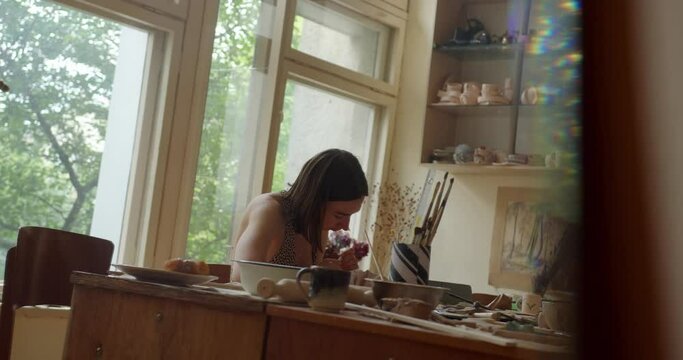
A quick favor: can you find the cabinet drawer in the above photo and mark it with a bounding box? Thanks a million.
[64,287,266,359]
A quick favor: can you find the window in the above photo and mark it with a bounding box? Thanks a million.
[272,79,375,191]
[185,0,276,263]
[0,0,404,272]
[0,0,163,277]
[292,0,392,80]
[184,0,404,263]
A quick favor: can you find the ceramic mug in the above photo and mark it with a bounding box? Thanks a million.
[296,266,350,313]
[521,293,542,315]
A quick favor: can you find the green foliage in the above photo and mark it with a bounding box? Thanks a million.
[0,0,119,276]
[185,0,267,262]
[0,0,289,274]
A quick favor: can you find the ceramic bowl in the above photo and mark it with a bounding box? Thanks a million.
[233,260,301,295]
[368,279,447,308]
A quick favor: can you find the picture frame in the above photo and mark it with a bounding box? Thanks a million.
[488,187,568,292]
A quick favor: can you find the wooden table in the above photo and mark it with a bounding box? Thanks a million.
[65,272,266,359]
[65,272,571,359]
[265,305,570,359]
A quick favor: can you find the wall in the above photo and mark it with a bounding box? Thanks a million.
[389,0,552,293]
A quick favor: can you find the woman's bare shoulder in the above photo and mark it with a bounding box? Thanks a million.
[244,193,284,222]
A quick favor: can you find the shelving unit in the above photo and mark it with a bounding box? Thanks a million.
[420,0,562,172]
[423,162,559,176]
[433,43,522,61]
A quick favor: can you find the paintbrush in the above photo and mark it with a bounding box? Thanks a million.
[414,181,441,244]
[427,178,454,246]
[424,172,448,245]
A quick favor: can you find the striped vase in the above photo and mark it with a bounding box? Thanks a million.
[389,243,431,285]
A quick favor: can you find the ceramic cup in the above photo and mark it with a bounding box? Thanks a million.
[296,266,350,313]
[540,299,575,333]
[460,92,478,105]
[473,146,494,165]
[521,293,542,315]
[446,82,463,92]
[464,81,481,94]
[481,83,501,96]
[521,86,539,105]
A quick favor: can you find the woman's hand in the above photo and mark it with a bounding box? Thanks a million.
[318,257,342,270]
[319,248,358,271]
[338,248,359,271]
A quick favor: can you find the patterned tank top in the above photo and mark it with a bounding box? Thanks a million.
[269,193,317,266]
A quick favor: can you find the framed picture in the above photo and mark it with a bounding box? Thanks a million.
[488,187,568,292]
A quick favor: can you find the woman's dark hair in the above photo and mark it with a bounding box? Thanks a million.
[282,149,368,260]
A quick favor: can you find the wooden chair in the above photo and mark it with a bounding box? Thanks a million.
[0,226,114,360]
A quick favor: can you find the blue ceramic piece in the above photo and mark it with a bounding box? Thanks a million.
[454,144,474,164]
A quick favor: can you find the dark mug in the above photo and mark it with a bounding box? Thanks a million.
[296,266,350,313]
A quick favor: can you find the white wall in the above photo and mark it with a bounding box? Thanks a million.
[636,0,683,358]
[390,0,555,294]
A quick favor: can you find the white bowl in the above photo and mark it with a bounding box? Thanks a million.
[234,260,301,295]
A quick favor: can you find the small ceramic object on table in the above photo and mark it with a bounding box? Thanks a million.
[538,299,575,333]
[296,266,350,313]
[381,297,433,320]
[521,293,542,315]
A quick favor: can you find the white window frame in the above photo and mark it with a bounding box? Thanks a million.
[53,0,213,267]
[284,0,406,96]
[254,0,403,254]
[29,0,405,268]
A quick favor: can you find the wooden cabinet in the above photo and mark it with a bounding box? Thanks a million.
[64,273,266,360]
[65,273,571,359]
[421,0,580,174]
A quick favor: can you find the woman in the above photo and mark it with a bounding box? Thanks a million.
[230,149,368,282]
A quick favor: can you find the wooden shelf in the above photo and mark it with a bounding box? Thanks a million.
[421,162,560,176]
[433,43,523,61]
[429,103,513,116]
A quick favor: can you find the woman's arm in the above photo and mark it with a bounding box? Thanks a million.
[230,196,284,281]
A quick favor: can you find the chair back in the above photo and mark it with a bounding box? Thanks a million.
[0,226,114,360]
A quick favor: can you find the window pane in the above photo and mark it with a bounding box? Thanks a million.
[292,0,392,80]
[272,79,374,192]
[185,0,275,263]
[0,0,151,277]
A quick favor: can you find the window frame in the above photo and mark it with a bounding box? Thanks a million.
[284,0,406,96]
[54,0,209,267]
[20,0,405,269]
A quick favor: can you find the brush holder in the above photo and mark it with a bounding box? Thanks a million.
[389,243,431,285]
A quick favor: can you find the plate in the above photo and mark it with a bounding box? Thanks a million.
[113,264,217,286]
